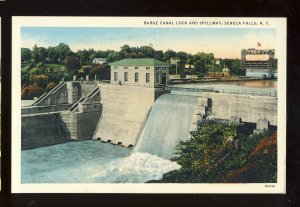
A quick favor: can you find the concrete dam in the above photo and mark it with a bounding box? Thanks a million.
[22,81,278,160]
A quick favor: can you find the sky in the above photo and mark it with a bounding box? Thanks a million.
[21,27,276,59]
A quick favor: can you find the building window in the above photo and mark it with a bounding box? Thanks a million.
[146,67,150,70]
[114,72,118,81]
[155,67,159,71]
[114,66,118,69]
[124,72,128,82]
[146,73,150,83]
[155,73,160,84]
[135,67,139,69]
[124,67,128,69]
[135,72,139,82]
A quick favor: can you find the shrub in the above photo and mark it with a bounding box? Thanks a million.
[158,119,277,183]
[46,82,57,92]
[21,83,44,100]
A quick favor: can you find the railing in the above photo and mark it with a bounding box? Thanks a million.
[69,97,85,112]
[110,82,155,88]
[214,88,277,97]
[166,86,214,93]
[32,81,66,106]
[69,86,100,112]
[166,86,277,97]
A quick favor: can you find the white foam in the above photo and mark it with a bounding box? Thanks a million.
[91,152,181,183]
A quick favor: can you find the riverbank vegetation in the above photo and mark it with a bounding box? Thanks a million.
[155,119,277,183]
[21,43,244,99]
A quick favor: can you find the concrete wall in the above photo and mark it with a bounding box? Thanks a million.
[80,81,99,97]
[35,82,81,106]
[93,84,158,147]
[21,113,68,149]
[22,104,72,115]
[77,111,101,140]
[201,92,277,126]
[60,109,101,140]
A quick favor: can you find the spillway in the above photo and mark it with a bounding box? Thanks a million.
[134,93,199,159]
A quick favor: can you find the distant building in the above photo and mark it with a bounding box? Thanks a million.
[185,64,195,70]
[170,57,179,65]
[207,67,230,78]
[241,48,276,78]
[92,58,107,65]
[109,58,170,87]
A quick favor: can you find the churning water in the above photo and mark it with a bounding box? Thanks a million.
[22,94,198,183]
[21,140,180,183]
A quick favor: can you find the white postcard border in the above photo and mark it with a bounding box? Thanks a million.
[11,17,286,194]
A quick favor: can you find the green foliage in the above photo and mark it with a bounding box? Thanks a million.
[90,64,110,80]
[45,82,57,92]
[21,48,32,63]
[21,83,44,100]
[158,119,277,183]
[64,53,81,73]
[28,67,40,76]
[32,45,48,63]
[21,42,254,99]
[167,119,237,182]
[30,74,49,89]
[223,59,243,76]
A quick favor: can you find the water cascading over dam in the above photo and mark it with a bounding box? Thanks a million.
[87,90,200,182]
[134,94,199,159]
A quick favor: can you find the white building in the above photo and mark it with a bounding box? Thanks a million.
[109,58,170,87]
[92,58,107,65]
[241,48,276,78]
[185,64,195,70]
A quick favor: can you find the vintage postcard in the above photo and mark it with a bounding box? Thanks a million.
[11,17,286,193]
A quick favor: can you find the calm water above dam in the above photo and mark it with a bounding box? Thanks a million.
[174,80,277,92]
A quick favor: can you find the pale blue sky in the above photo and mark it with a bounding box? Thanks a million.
[21,27,276,59]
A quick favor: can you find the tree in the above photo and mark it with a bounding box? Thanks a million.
[64,53,81,73]
[107,52,122,62]
[90,63,110,80]
[77,49,91,65]
[46,82,57,92]
[170,119,237,182]
[48,46,60,63]
[120,44,131,55]
[56,43,71,63]
[138,46,155,58]
[21,83,44,100]
[30,74,49,89]
[21,48,32,63]
[32,45,48,63]
[163,49,177,61]
[154,50,164,61]
[176,51,189,63]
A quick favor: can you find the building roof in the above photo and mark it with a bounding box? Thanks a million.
[109,58,170,67]
[93,58,107,62]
